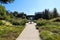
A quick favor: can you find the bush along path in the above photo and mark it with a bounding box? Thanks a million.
[0,20,25,40]
[36,18,60,40]
[16,22,41,40]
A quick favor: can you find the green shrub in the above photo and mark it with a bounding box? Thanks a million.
[10,18,28,26]
[36,18,60,40]
[36,19,47,26]
[11,21,20,25]
[0,20,5,25]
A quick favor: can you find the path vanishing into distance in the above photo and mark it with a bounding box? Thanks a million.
[16,22,41,40]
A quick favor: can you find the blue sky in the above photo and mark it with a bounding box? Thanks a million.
[4,0,60,15]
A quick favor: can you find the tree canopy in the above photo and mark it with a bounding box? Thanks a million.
[0,0,14,4]
[35,8,59,20]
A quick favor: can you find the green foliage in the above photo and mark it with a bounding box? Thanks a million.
[0,20,5,25]
[9,12,14,18]
[0,0,14,4]
[50,17,60,22]
[0,5,11,20]
[35,8,59,20]
[40,30,56,40]
[53,8,59,18]
[0,0,27,40]
[13,11,18,17]
[0,20,25,40]
[0,25,25,40]
[10,18,28,26]
[36,19,47,26]
[0,5,6,18]
[4,15,11,21]
[0,5,6,13]
[33,20,37,23]
[36,18,60,40]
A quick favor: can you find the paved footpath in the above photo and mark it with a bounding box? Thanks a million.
[16,22,41,40]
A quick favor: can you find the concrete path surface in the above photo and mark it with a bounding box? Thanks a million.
[16,22,41,40]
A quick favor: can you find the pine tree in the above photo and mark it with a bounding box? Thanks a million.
[53,8,59,18]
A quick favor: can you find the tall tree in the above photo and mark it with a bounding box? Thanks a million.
[13,11,18,17]
[0,5,6,17]
[0,0,14,20]
[53,8,59,18]
[17,12,26,19]
[35,12,43,20]
[44,9,50,19]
